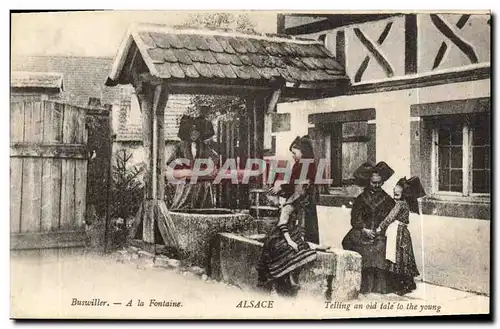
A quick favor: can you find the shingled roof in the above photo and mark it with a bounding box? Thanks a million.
[106,24,349,89]
[11,71,64,91]
[12,55,124,108]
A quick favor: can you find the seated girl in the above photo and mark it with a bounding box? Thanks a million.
[257,136,319,296]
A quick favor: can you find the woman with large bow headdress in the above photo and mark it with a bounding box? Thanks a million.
[341,161,396,294]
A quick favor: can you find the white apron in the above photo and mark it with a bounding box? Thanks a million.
[385,220,401,263]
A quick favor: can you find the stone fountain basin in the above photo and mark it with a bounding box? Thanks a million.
[168,208,257,270]
[210,232,362,300]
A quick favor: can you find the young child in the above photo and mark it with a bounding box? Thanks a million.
[376,176,425,295]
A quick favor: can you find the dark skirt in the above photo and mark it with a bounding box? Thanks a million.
[386,224,419,295]
[342,229,387,270]
[342,229,390,294]
[257,224,317,285]
[303,200,319,244]
[361,268,391,294]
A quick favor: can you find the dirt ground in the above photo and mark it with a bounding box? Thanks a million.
[10,249,489,319]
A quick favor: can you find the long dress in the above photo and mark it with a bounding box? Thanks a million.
[166,140,217,210]
[257,161,318,295]
[277,161,320,244]
[378,200,420,295]
[342,188,396,294]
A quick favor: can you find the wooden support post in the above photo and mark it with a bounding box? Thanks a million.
[229,120,237,209]
[254,97,265,161]
[137,87,155,244]
[216,119,223,207]
[246,97,255,159]
[137,80,169,245]
[220,120,228,208]
[138,88,154,200]
[238,108,249,209]
[223,121,231,207]
[153,84,169,201]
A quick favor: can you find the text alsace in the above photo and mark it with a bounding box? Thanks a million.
[236,300,274,308]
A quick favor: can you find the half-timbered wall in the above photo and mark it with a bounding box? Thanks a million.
[417,14,490,73]
[296,14,490,84]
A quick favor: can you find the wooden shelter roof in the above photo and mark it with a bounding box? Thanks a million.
[105,24,349,97]
[11,71,64,91]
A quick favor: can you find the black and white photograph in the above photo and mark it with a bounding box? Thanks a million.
[9,10,491,319]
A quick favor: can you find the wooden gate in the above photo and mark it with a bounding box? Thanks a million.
[10,101,88,250]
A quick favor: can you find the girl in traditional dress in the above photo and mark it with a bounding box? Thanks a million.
[342,161,396,294]
[257,136,319,296]
[376,176,424,295]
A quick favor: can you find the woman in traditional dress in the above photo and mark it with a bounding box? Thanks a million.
[165,115,218,210]
[342,161,396,294]
[376,176,424,295]
[257,136,319,296]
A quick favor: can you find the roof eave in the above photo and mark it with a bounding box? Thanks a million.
[105,26,137,87]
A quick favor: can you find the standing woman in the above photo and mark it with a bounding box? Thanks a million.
[376,176,424,295]
[166,115,218,210]
[257,136,319,296]
[342,162,396,294]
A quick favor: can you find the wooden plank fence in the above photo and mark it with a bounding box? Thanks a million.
[10,101,88,250]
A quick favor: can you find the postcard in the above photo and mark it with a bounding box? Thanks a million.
[10,9,491,320]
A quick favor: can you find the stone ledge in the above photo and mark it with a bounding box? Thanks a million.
[420,196,490,220]
[211,232,362,300]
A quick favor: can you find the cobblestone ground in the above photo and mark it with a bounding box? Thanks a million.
[10,248,489,319]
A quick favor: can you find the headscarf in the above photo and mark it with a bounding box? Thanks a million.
[177,114,215,141]
[395,176,426,213]
[352,161,395,187]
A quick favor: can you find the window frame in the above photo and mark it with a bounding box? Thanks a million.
[330,119,372,187]
[431,116,490,198]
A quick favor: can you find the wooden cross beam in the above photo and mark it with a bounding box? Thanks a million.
[431,14,478,70]
[354,22,394,82]
[353,26,395,82]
